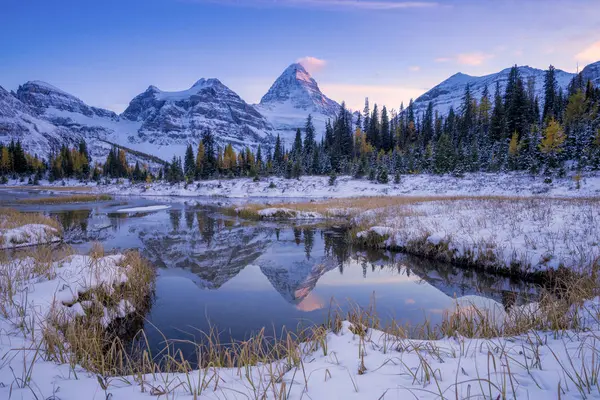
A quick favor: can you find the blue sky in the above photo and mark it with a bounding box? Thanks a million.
[2,0,599,112]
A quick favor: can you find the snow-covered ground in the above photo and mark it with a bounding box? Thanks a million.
[0,223,61,249]
[5,172,600,199]
[355,198,600,274]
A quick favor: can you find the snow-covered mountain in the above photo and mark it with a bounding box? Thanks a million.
[409,65,576,118]
[0,79,278,164]
[255,63,341,143]
[122,78,275,154]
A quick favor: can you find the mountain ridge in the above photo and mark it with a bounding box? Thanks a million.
[2,60,600,164]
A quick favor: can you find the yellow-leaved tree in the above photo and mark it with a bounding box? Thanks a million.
[539,117,565,169]
[539,117,565,156]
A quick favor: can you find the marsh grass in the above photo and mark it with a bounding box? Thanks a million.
[0,207,61,231]
[0,207,63,247]
[18,194,113,204]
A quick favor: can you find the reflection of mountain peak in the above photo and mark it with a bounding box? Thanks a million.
[259,259,337,305]
[137,217,271,289]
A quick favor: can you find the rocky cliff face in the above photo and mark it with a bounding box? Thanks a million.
[17,81,118,119]
[122,78,274,150]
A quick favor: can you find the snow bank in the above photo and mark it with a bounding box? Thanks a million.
[0,223,61,249]
[354,198,600,274]
[0,254,134,329]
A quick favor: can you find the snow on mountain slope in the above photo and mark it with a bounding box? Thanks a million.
[256,63,340,144]
[582,61,600,87]
[1,79,278,164]
[410,65,575,117]
[17,81,118,119]
[0,84,82,158]
[13,81,155,163]
[121,78,275,153]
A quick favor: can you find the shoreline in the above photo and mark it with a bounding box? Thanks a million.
[1,172,599,200]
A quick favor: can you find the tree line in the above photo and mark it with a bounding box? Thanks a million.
[164,65,600,184]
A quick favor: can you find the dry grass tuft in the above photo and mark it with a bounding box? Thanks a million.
[0,208,61,231]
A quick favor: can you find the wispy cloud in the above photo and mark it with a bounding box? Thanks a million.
[185,0,439,11]
[435,52,494,66]
[297,56,327,74]
[575,40,600,63]
[409,65,421,72]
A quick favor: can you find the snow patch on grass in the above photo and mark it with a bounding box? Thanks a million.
[354,198,600,274]
[0,223,61,249]
[257,207,324,220]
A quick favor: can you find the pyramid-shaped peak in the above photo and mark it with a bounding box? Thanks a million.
[259,62,337,112]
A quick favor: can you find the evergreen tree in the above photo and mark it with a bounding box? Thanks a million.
[543,65,558,122]
[303,115,316,173]
[201,130,217,178]
[292,128,303,160]
[362,98,370,134]
[380,106,391,151]
[490,81,505,142]
[184,144,196,181]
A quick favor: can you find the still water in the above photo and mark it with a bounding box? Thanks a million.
[1,189,539,361]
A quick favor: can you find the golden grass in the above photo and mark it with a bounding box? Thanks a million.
[0,207,62,231]
[42,245,156,374]
[18,194,113,204]
[238,195,600,216]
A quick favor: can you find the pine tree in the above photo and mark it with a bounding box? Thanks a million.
[434,133,455,174]
[201,130,217,178]
[303,115,316,173]
[380,106,391,152]
[543,65,558,122]
[273,134,284,173]
[78,140,90,178]
[292,128,303,160]
[362,98,370,134]
[490,81,505,142]
[184,144,196,181]
[367,104,380,148]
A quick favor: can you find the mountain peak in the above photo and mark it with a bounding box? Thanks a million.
[259,63,339,117]
[191,78,223,89]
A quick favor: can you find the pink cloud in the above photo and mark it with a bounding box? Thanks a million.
[435,52,494,66]
[576,40,600,62]
[297,56,327,74]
